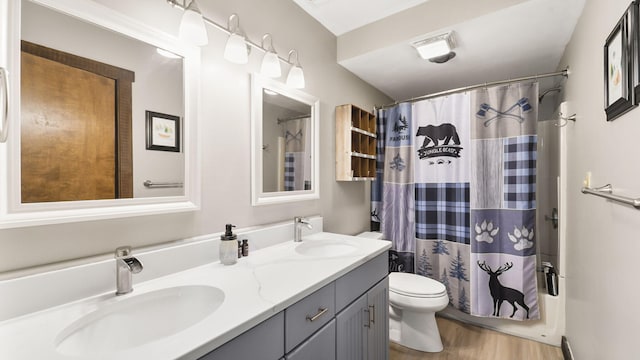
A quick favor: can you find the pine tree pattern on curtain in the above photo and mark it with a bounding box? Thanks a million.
[413,93,471,312]
[372,103,415,272]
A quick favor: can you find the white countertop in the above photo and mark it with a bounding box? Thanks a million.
[0,231,390,359]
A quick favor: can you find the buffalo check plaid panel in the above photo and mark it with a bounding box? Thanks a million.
[503,135,536,209]
[415,183,470,244]
[284,153,295,191]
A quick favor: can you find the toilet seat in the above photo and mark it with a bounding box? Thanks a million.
[389,272,447,298]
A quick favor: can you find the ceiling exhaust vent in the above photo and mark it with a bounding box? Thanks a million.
[411,31,456,61]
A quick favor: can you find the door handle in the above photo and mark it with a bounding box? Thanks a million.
[0,67,9,143]
[369,304,375,324]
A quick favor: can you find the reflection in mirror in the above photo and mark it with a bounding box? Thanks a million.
[20,0,184,202]
[262,90,312,192]
[251,75,319,206]
[0,0,200,228]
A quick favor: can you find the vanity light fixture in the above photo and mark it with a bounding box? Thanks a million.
[224,14,249,64]
[286,50,305,89]
[260,34,281,78]
[166,1,304,80]
[411,31,455,61]
[177,0,208,46]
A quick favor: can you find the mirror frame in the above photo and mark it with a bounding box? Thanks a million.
[0,0,201,228]
[250,74,320,206]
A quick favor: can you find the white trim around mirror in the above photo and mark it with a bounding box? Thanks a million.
[0,0,201,229]
[251,74,320,206]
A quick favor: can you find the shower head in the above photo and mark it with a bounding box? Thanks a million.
[538,87,562,103]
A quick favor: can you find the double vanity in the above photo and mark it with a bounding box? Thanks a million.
[0,1,388,358]
[0,218,391,359]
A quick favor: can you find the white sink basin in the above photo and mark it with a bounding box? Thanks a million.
[55,285,225,356]
[295,239,358,257]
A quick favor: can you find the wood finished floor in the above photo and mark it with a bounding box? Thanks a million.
[390,317,563,360]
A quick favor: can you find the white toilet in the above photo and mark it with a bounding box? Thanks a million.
[357,232,450,352]
[388,272,449,352]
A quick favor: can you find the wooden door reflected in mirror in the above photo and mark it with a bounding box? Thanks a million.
[20,41,134,203]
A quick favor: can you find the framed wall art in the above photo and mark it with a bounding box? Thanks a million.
[145,110,181,152]
[631,1,640,104]
[604,2,636,121]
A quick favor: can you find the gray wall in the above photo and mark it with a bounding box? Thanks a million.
[559,0,640,358]
[0,0,391,273]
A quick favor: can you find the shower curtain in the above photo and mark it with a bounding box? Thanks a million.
[371,83,539,320]
[283,118,310,191]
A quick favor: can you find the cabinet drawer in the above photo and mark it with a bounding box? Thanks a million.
[200,312,284,360]
[285,282,335,353]
[335,252,387,312]
[286,319,336,360]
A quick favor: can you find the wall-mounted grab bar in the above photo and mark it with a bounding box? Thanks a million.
[581,184,640,209]
[143,180,184,189]
[0,67,9,143]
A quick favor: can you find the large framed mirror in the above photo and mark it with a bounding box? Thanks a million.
[251,74,319,206]
[0,0,201,228]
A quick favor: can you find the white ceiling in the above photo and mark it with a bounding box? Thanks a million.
[291,0,431,36]
[293,0,586,101]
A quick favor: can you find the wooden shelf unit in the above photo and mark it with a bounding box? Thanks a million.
[336,104,377,181]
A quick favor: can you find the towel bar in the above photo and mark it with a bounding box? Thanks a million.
[581,184,640,209]
[143,180,184,189]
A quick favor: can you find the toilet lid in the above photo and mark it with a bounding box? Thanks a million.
[389,272,447,298]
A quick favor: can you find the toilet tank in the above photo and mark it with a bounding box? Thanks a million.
[356,231,385,240]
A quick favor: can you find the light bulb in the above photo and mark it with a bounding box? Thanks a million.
[286,65,305,89]
[224,33,248,64]
[179,0,208,46]
[261,51,281,78]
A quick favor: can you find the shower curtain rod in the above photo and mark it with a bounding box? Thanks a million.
[277,114,311,124]
[375,67,569,110]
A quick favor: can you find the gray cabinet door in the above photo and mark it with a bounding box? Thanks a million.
[336,294,367,360]
[286,319,336,360]
[367,277,389,360]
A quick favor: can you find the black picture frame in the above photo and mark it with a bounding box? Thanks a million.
[145,111,181,152]
[631,1,640,105]
[604,2,636,121]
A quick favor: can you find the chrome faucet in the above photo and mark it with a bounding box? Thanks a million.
[115,246,143,295]
[294,216,312,242]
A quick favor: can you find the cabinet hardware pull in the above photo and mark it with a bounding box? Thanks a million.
[306,307,328,322]
[0,67,9,143]
[363,308,370,328]
[369,305,375,324]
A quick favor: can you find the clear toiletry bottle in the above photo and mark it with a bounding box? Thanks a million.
[220,224,238,265]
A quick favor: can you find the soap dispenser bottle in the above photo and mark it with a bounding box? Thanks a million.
[219,224,238,265]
